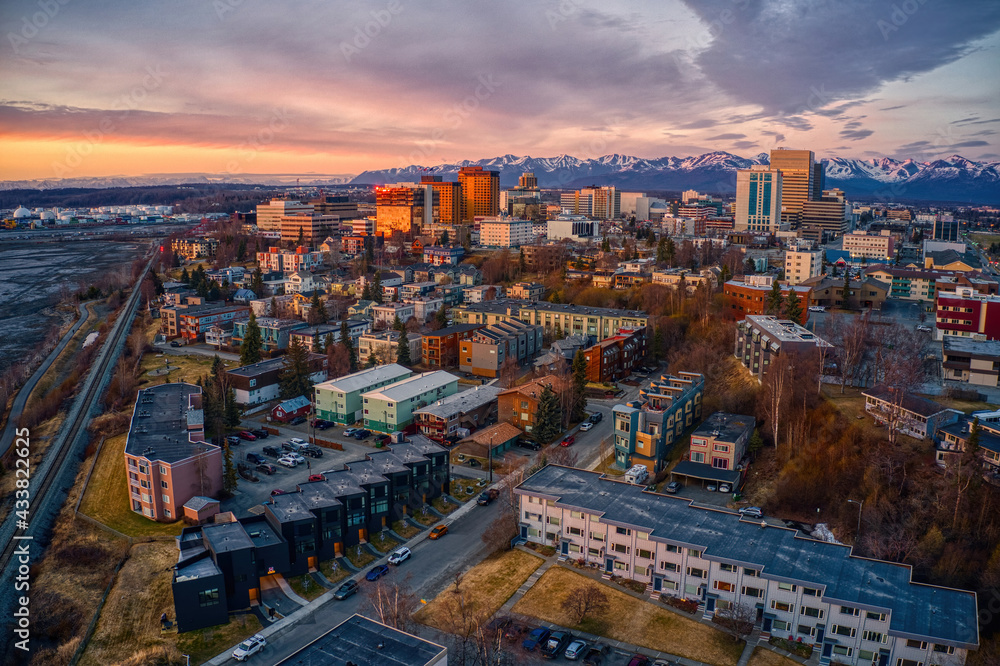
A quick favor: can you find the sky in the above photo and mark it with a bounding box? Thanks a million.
[1,0,999,181]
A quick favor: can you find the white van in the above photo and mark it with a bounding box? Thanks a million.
[624,464,649,485]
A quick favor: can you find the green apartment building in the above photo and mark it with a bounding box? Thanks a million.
[362,371,459,433]
[314,364,412,425]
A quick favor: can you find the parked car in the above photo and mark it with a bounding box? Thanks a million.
[281,441,297,452]
[334,580,359,600]
[665,481,681,494]
[353,429,372,440]
[270,488,287,496]
[277,456,297,468]
[579,422,594,432]
[541,631,572,659]
[516,439,541,451]
[301,445,323,458]
[307,474,325,482]
[170,340,181,347]
[588,412,603,424]
[522,627,551,651]
[706,484,718,492]
[564,638,588,660]
[374,434,391,446]
[251,429,269,439]
[225,435,241,446]
[560,435,575,447]
[311,418,331,429]
[343,428,360,437]
[429,524,448,540]
[582,643,610,666]
[808,305,826,312]
[238,431,257,441]
[286,452,306,465]
[288,416,306,425]
[289,437,306,446]
[262,445,281,457]
[917,325,933,332]
[246,452,265,465]
[477,489,499,506]
[739,506,764,519]
[232,633,266,661]
[256,463,276,475]
[719,483,731,493]
[388,547,411,565]
[627,655,650,666]
[366,564,390,581]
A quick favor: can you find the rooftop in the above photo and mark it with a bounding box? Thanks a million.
[413,384,502,419]
[460,298,648,318]
[943,336,1000,357]
[202,521,254,553]
[315,364,412,395]
[517,465,978,649]
[276,614,447,666]
[125,383,217,465]
[691,412,755,444]
[743,315,832,347]
[363,371,458,402]
[425,323,485,337]
[863,386,955,418]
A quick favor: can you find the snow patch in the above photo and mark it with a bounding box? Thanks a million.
[82,332,99,348]
[810,523,842,544]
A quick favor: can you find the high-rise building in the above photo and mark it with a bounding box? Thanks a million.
[421,175,462,227]
[784,244,824,285]
[934,214,959,242]
[457,166,500,222]
[375,185,433,237]
[800,188,851,240]
[518,172,538,189]
[279,213,339,244]
[256,199,313,232]
[560,186,621,220]
[309,194,359,220]
[734,166,782,233]
[770,149,816,227]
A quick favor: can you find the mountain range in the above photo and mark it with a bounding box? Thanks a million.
[351,152,999,204]
[3,153,997,204]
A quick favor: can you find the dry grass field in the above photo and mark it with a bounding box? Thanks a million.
[747,647,802,666]
[512,566,744,666]
[416,549,543,633]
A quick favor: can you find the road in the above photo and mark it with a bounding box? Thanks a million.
[153,340,241,362]
[0,301,91,457]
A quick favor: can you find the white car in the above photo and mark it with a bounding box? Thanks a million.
[808,306,826,312]
[288,437,306,446]
[277,455,298,468]
[388,546,411,565]
[579,422,594,432]
[916,325,933,332]
[232,633,266,661]
[287,452,306,464]
[343,428,359,437]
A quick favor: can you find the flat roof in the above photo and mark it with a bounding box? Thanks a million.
[315,364,412,395]
[517,465,978,648]
[743,315,832,346]
[363,371,457,402]
[459,299,647,318]
[226,356,288,377]
[943,336,1000,357]
[670,460,742,485]
[174,555,222,583]
[202,521,254,553]
[125,383,217,464]
[691,412,755,444]
[276,614,447,666]
[413,384,502,419]
[425,323,484,336]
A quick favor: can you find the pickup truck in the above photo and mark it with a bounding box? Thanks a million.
[477,488,499,506]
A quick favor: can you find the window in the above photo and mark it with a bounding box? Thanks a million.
[863,630,886,644]
[660,561,678,572]
[719,563,735,573]
[128,458,136,468]
[590,531,604,541]
[840,605,860,616]
[897,660,921,666]
[198,588,220,607]
[635,565,649,576]
[802,587,819,597]
[866,611,887,621]
[773,620,788,631]
[589,514,600,522]
[567,526,582,536]
[744,568,758,576]
[687,567,706,579]
[164,509,171,518]
[832,625,856,638]
[714,581,735,592]
[741,586,764,598]
[665,544,679,553]
[933,645,955,655]
[160,480,168,488]
[546,516,560,526]
[802,606,823,619]
[771,600,793,613]
[588,547,601,557]
[159,465,167,474]
[777,582,796,592]
[612,543,629,555]
[613,561,629,572]
[832,646,852,657]
[797,624,813,636]
[635,531,649,540]
[637,548,653,560]
[616,526,631,536]
[688,549,701,558]
[570,510,583,519]
[162,494,170,504]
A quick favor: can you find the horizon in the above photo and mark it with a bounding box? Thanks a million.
[2,1,999,180]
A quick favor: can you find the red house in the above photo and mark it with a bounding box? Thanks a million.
[271,395,311,422]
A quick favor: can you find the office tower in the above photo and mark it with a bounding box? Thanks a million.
[255,199,312,232]
[421,175,462,227]
[800,188,851,240]
[309,194,359,220]
[518,172,538,189]
[933,214,959,242]
[734,166,782,233]
[812,161,826,201]
[560,186,621,220]
[457,166,500,222]
[770,149,816,228]
[375,185,431,237]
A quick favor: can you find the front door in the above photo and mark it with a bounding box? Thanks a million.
[520,525,528,539]
[815,626,825,644]
[652,577,662,592]
[706,597,715,613]
[605,558,614,574]
[762,617,772,633]
[821,642,832,659]
[560,541,569,556]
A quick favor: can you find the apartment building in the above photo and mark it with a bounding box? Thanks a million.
[422,323,483,368]
[941,337,1000,387]
[800,188,851,240]
[451,300,649,341]
[457,166,500,222]
[255,199,312,233]
[372,302,416,328]
[936,414,1000,472]
[842,230,895,262]
[171,437,449,632]
[784,246,823,285]
[723,276,812,325]
[124,384,222,522]
[256,246,324,273]
[612,372,704,472]
[734,166,783,233]
[459,319,544,378]
[935,286,1000,341]
[516,465,978,665]
[508,282,545,301]
[413,384,502,441]
[171,237,219,261]
[423,245,465,265]
[176,303,249,342]
[863,387,961,440]
[681,411,754,483]
[463,285,503,304]
[480,217,533,247]
[651,269,714,294]
[314,364,412,425]
[498,375,560,437]
[279,213,339,244]
[802,275,889,311]
[361,371,459,433]
[358,330,423,367]
[232,317,308,352]
[226,355,327,406]
[735,315,832,381]
[522,244,568,273]
[582,327,648,383]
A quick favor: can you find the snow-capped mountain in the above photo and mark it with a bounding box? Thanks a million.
[352,152,999,203]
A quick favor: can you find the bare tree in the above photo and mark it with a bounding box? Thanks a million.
[826,313,871,393]
[547,446,579,468]
[561,583,609,624]
[759,353,791,455]
[714,602,756,643]
[364,577,419,632]
[481,460,528,553]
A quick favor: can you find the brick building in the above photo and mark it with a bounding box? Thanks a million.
[422,323,484,368]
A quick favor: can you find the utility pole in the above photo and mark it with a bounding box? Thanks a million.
[847,498,864,543]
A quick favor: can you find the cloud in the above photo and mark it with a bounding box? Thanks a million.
[946,140,989,148]
[732,140,758,149]
[704,133,746,140]
[840,129,875,141]
[880,105,906,111]
[677,119,719,130]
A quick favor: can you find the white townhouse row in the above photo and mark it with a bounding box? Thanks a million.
[516,465,978,666]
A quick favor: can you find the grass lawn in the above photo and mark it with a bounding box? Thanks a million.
[78,434,185,538]
[931,395,996,414]
[412,509,440,526]
[432,496,460,514]
[369,530,401,553]
[345,545,376,569]
[747,647,801,666]
[513,566,744,666]
[594,449,624,476]
[416,549,543,633]
[450,479,481,502]
[287,573,325,601]
[80,541,179,666]
[176,613,262,665]
[140,350,233,386]
[392,520,420,539]
[319,559,350,585]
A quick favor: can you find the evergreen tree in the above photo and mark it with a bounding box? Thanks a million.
[396,331,412,366]
[784,287,803,323]
[297,225,304,246]
[534,384,562,445]
[657,237,667,264]
[841,272,851,309]
[519,248,527,274]
[441,230,449,245]
[279,337,313,399]
[652,325,664,362]
[237,238,247,262]
[270,295,279,317]
[393,314,404,332]
[224,387,241,430]
[554,323,563,340]
[765,280,783,315]
[371,271,383,303]
[239,311,263,365]
[180,266,190,284]
[340,321,357,372]
[645,229,656,247]
[744,257,757,275]
[222,444,238,495]
[435,304,448,329]
[367,351,377,368]
[249,267,264,296]
[150,270,164,295]
[748,428,764,460]
[664,238,676,266]
[362,281,371,301]
[571,350,588,423]
[365,237,375,264]
[601,237,611,252]
[309,290,327,324]
[210,354,225,385]
[718,264,732,286]
[313,330,325,353]
[207,280,221,301]
[324,333,335,354]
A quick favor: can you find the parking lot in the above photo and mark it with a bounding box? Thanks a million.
[664,480,738,510]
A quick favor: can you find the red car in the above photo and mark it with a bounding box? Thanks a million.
[238,431,257,441]
[308,474,325,482]
[560,435,575,447]
[270,489,287,496]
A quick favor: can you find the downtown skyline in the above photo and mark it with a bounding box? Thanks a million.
[1,0,999,180]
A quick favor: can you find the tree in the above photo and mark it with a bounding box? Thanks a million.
[656,236,668,264]
[308,290,327,325]
[180,266,190,284]
[714,602,755,644]
[744,256,756,275]
[435,304,448,329]
[553,323,563,340]
[664,237,676,266]
[296,225,304,246]
[440,229,449,245]
[340,321,358,372]
[224,387,241,430]
[765,280,783,315]
[249,267,264,296]
[222,444,238,495]
[784,287,803,323]
[601,237,611,252]
[718,264,732,286]
[279,337,312,399]
[571,349,588,423]
[363,578,418,633]
[748,428,764,460]
[396,331,412,366]
[561,583,609,624]
[361,281,371,301]
[393,314,404,332]
[518,247,527,274]
[371,271,384,303]
[759,352,791,456]
[326,340,351,378]
[269,295,279,317]
[239,311,263,365]
[367,351,377,368]
[841,271,852,309]
[534,384,562,445]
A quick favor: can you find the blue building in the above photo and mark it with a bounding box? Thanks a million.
[612,372,704,472]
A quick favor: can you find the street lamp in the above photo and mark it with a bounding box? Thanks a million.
[847,498,863,542]
[488,431,494,484]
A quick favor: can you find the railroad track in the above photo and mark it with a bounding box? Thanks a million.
[0,253,155,646]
